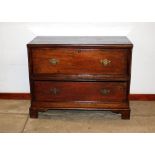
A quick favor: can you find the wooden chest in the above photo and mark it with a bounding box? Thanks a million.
[27,36,133,119]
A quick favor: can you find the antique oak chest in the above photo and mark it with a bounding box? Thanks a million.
[27,36,133,119]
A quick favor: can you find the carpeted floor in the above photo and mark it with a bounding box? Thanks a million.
[0,99,155,132]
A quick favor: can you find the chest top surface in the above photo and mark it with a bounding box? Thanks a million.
[27,36,133,48]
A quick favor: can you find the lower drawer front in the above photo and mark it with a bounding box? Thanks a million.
[34,81,127,102]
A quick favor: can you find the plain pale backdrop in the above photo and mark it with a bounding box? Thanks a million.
[0,22,154,93]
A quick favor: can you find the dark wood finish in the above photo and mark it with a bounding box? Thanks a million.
[32,48,128,75]
[34,81,127,102]
[27,36,133,119]
[121,109,131,119]
[31,74,129,81]
[29,107,38,118]
[31,101,129,109]
[1,93,155,101]
[27,36,133,48]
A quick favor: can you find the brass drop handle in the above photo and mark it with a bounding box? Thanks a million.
[100,89,110,95]
[49,58,59,65]
[100,59,111,66]
[50,88,60,95]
